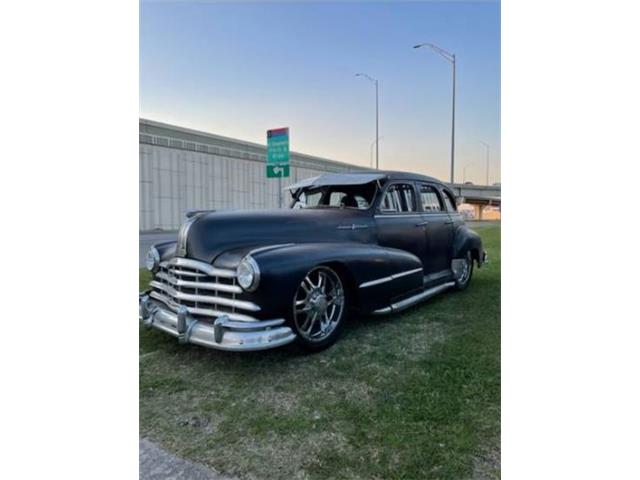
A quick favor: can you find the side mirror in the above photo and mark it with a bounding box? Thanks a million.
[456,196,466,206]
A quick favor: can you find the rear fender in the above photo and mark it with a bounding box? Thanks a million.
[451,225,484,265]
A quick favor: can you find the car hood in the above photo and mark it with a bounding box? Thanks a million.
[183,208,373,264]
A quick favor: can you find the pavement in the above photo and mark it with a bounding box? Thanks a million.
[139,231,177,268]
[140,439,234,480]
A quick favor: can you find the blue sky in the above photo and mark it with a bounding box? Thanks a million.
[140,1,500,184]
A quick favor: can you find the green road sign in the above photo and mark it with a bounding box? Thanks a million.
[266,164,290,178]
[267,127,290,178]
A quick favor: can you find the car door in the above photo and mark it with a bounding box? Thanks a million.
[374,182,427,264]
[417,182,454,274]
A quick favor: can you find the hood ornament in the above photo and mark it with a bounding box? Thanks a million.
[176,213,202,257]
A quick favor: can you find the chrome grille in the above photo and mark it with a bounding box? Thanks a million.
[149,257,260,322]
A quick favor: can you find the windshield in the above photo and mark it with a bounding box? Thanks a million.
[292,182,377,210]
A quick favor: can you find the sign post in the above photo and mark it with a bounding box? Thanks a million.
[266,127,290,208]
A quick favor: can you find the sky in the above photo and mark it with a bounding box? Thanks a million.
[140,1,500,185]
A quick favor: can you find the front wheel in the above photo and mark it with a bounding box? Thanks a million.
[454,251,474,290]
[291,266,347,352]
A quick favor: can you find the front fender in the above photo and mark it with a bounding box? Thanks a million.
[225,242,424,317]
[154,241,177,262]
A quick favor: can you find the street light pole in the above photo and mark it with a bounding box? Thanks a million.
[477,140,490,185]
[356,73,380,169]
[451,55,456,184]
[369,136,383,168]
[413,43,456,184]
[463,163,474,183]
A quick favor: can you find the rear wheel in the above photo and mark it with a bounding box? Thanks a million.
[292,266,347,351]
[454,250,474,290]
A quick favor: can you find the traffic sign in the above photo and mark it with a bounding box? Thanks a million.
[267,127,290,178]
[266,164,290,178]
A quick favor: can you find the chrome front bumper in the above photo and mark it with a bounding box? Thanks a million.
[139,293,296,352]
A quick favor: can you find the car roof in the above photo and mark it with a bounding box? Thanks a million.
[377,170,444,184]
[285,172,386,190]
[285,170,456,197]
[350,171,457,198]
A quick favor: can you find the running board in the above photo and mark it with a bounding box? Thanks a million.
[372,281,456,316]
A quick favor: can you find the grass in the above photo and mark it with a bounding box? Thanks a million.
[139,226,500,480]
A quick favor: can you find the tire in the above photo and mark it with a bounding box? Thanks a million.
[454,250,474,290]
[291,265,348,352]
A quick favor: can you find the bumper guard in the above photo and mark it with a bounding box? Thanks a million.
[139,293,296,352]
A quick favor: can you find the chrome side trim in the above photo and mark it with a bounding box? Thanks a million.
[248,243,294,256]
[161,257,236,279]
[150,282,260,311]
[337,224,370,230]
[372,281,455,315]
[393,267,424,279]
[359,267,423,289]
[359,276,393,288]
[374,214,423,219]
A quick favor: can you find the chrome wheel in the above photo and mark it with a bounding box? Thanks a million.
[293,266,345,343]
[457,252,472,285]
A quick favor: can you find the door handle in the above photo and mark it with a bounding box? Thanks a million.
[415,221,429,227]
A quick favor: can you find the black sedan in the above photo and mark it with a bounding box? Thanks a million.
[139,171,487,352]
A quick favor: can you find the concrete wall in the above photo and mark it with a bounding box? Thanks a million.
[139,119,367,231]
[138,119,501,231]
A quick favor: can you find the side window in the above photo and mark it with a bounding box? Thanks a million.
[419,184,443,213]
[295,190,322,208]
[328,192,346,206]
[380,184,416,213]
[442,190,456,212]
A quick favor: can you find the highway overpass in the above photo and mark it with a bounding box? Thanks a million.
[449,183,501,220]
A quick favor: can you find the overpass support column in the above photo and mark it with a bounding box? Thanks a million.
[474,204,483,220]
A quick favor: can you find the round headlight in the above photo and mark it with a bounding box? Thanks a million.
[146,247,160,273]
[237,256,260,291]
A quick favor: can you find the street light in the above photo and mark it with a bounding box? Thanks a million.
[369,136,383,168]
[356,73,380,170]
[413,42,456,184]
[477,140,490,185]
[463,163,474,183]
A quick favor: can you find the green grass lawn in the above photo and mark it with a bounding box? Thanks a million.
[139,225,500,479]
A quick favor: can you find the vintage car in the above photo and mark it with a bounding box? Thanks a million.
[139,171,487,352]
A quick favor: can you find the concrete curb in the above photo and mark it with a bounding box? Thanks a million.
[140,439,235,480]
